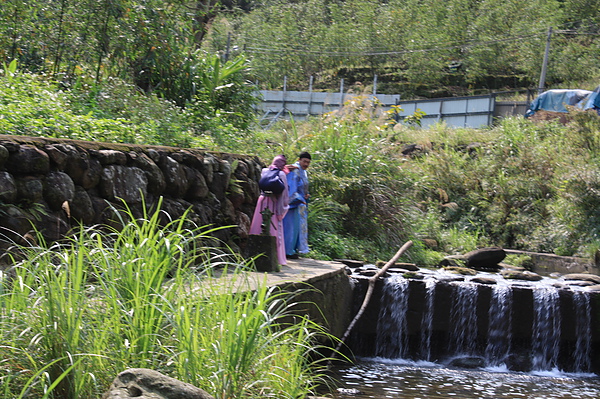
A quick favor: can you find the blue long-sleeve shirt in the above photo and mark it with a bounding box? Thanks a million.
[287,162,309,209]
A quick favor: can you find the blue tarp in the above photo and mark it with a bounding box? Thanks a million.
[583,85,600,112]
[525,89,594,118]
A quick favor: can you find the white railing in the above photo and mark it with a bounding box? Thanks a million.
[255,77,529,128]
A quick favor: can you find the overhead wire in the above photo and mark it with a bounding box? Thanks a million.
[237,22,598,58]
[242,33,546,57]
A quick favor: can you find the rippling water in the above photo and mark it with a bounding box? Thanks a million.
[328,358,600,399]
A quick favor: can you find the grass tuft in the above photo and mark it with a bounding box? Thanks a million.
[0,197,337,398]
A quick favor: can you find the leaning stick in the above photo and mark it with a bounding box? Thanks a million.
[332,240,413,358]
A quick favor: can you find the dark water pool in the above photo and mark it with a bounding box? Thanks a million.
[327,358,600,399]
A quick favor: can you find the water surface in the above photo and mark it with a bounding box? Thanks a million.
[328,358,600,399]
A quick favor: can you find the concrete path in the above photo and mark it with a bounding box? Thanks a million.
[206,257,348,293]
[259,257,347,287]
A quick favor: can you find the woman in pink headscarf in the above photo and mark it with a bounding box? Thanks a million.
[249,155,290,265]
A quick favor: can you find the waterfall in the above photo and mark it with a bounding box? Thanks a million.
[573,290,592,372]
[449,282,479,356]
[361,272,596,373]
[419,278,437,361]
[485,284,513,367]
[532,286,561,371]
[375,275,410,359]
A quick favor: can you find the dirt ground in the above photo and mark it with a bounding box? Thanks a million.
[527,110,572,124]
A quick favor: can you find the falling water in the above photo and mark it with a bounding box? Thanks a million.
[374,275,410,359]
[359,271,595,376]
[449,282,479,356]
[573,290,592,372]
[340,268,600,399]
[419,278,436,361]
[485,284,513,367]
[532,285,561,371]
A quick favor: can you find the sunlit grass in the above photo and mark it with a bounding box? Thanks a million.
[391,120,500,148]
[0,198,337,398]
[258,102,600,260]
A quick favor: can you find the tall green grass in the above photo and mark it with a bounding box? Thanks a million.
[285,107,600,260]
[0,199,336,398]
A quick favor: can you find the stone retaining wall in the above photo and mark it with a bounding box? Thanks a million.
[0,135,264,261]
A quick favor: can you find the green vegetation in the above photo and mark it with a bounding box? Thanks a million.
[3,0,600,97]
[0,56,258,148]
[3,63,600,264]
[261,100,600,265]
[2,1,600,396]
[0,202,334,398]
[211,0,600,96]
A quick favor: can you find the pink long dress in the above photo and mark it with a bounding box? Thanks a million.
[249,167,289,265]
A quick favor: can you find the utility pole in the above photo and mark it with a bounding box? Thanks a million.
[538,27,552,94]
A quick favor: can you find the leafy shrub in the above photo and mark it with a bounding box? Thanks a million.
[0,70,198,146]
[567,107,600,155]
[183,54,260,151]
[67,77,197,147]
[0,59,259,150]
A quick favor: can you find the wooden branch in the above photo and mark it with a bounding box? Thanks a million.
[331,240,413,359]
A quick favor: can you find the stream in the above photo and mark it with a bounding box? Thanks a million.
[328,358,600,399]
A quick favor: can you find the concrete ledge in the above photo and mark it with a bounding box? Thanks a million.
[211,258,354,340]
[256,258,354,340]
[505,249,599,275]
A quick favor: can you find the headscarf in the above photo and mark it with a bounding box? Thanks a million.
[264,154,289,216]
[270,155,287,170]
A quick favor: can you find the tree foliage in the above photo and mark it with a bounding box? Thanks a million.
[0,0,241,102]
[2,0,599,98]
[204,0,599,96]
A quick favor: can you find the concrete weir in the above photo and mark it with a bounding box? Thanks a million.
[347,273,600,374]
[239,258,600,375]
[228,258,354,341]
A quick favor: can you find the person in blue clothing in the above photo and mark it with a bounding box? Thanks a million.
[283,152,311,259]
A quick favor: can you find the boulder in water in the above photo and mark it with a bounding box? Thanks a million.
[471,276,497,285]
[500,270,542,281]
[500,263,526,272]
[586,284,600,292]
[443,266,477,276]
[465,247,506,271]
[403,271,424,279]
[435,274,465,282]
[565,280,596,287]
[357,269,377,277]
[394,262,419,271]
[563,273,600,285]
[506,353,533,372]
[335,259,364,268]
[449,356,485,369]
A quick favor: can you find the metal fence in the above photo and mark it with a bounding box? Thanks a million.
[257,90,400,128]
[255,79,530,128]
[393,95,529,128]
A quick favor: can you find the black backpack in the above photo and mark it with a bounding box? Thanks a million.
[259,168,285,195]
